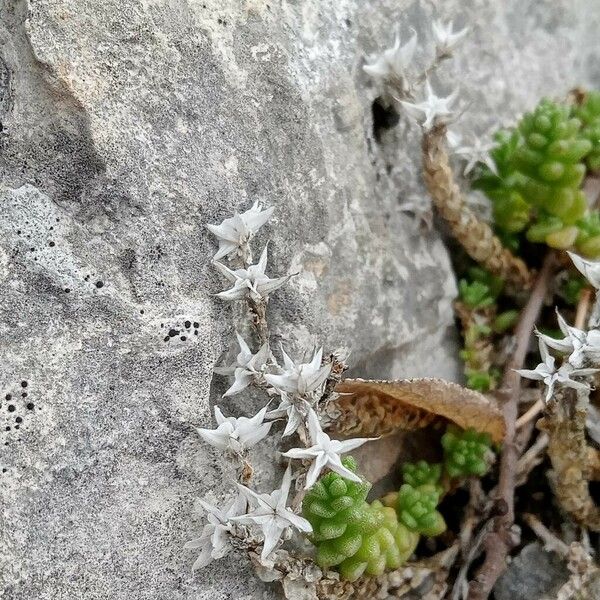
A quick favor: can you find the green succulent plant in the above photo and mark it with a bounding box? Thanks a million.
[492,309,519,333]
[465,369,495,392]
[396,483,446,537]
[472,129,530,234]
[442,426,493,478]
[458,267,504,310]
[574,91,600,171]
[302,457,419,581]
[401,460,442,490]
[473,96,600,257]
[575,212,600,258]
[515,99,590,225]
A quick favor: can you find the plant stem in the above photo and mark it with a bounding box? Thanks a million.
[468,252,556,599]
[422,124,533,292]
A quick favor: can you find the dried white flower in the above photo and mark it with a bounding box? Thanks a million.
[196,405,272,453]
[445,129,463,149]
[454,136,498,176]
[432,20,469,57]
[515,339,598,402]
[234,464,312,561]
[363,30,417,91]
[214,244,292,302]
[266,394,311,437]
[281,408,372,488]
[206,201,274,261]
[184,491,247,570]
[264,347,331,400]
[567,251,600,289]
[214,333,271,396]
[537,312,600,369]
[400,81,458,130]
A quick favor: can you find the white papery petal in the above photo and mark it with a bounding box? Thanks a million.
[264,373,300,393]
[536,331,573,354]
[216,283,248,301]
[284,510,313,533]
[568,252,600,289]
[303,364,332,393]
[260,518,285,560]
[192,545,214,570]
[240,422,272,449]
[222,368,254,397]
[212,260,239,283]
[332,436,372,454]
[304,453,329,489]
[515,368,546,381]
[196,427,230,450]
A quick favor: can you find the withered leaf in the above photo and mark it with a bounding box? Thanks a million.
[332,378,506,444]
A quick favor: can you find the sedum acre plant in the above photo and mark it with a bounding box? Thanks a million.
[442,425,493,478]
[302,457,419,581]
[473,97,600,257]
[303,425,494,581]
[574,91,600,171]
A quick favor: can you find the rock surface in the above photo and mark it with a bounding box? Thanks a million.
[0,0,599,598]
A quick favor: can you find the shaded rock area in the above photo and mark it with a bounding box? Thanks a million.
[0,0,599,598]
[495,543,570,600]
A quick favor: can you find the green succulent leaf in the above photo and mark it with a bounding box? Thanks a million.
[396,484,446,537]
[302,457,420,581]
[401,461,442,489]
[442,425,494,479]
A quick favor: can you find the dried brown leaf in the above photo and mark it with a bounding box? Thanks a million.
[332,378,506,444]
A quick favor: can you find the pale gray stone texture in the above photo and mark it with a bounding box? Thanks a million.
[1,0,599,598]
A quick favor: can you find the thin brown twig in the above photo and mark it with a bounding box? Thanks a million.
[515,399,544,429]
[467,252,556,600]
[575,288,593,329]
[522,512,570,556]
[422,125,533,291]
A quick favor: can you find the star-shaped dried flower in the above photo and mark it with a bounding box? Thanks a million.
[363,30,417,91]
[567,251,600,289]
[184,491,247,570]
[400,81,458,130]
[214,244,292,302]
[264,347,331,400]
[196,405,272,453]
[445,129,463,149]
[214,333,271,396]
[515,339,598,402]
[281,408,373,488]
[537,311,600,369]
[234,464,312,561]
[266,394,311,437]
[206,201,274,261]
[454,136,498,176]
[432,20,469,58]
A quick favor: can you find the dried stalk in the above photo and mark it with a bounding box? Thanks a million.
[467,253,556,599]
[515,432,549,486]
[247,296,269,346]
[538,388,600,531]
[422,124,533,291]
[522,512,570,556]
[316,545,459,600]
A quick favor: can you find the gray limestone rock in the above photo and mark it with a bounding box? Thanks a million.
[1,0,599,598]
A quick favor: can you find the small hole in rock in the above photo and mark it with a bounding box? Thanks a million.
[371,97,400,142]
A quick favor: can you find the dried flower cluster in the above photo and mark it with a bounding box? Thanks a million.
[363,20,466,128]
[186,202,372,573]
